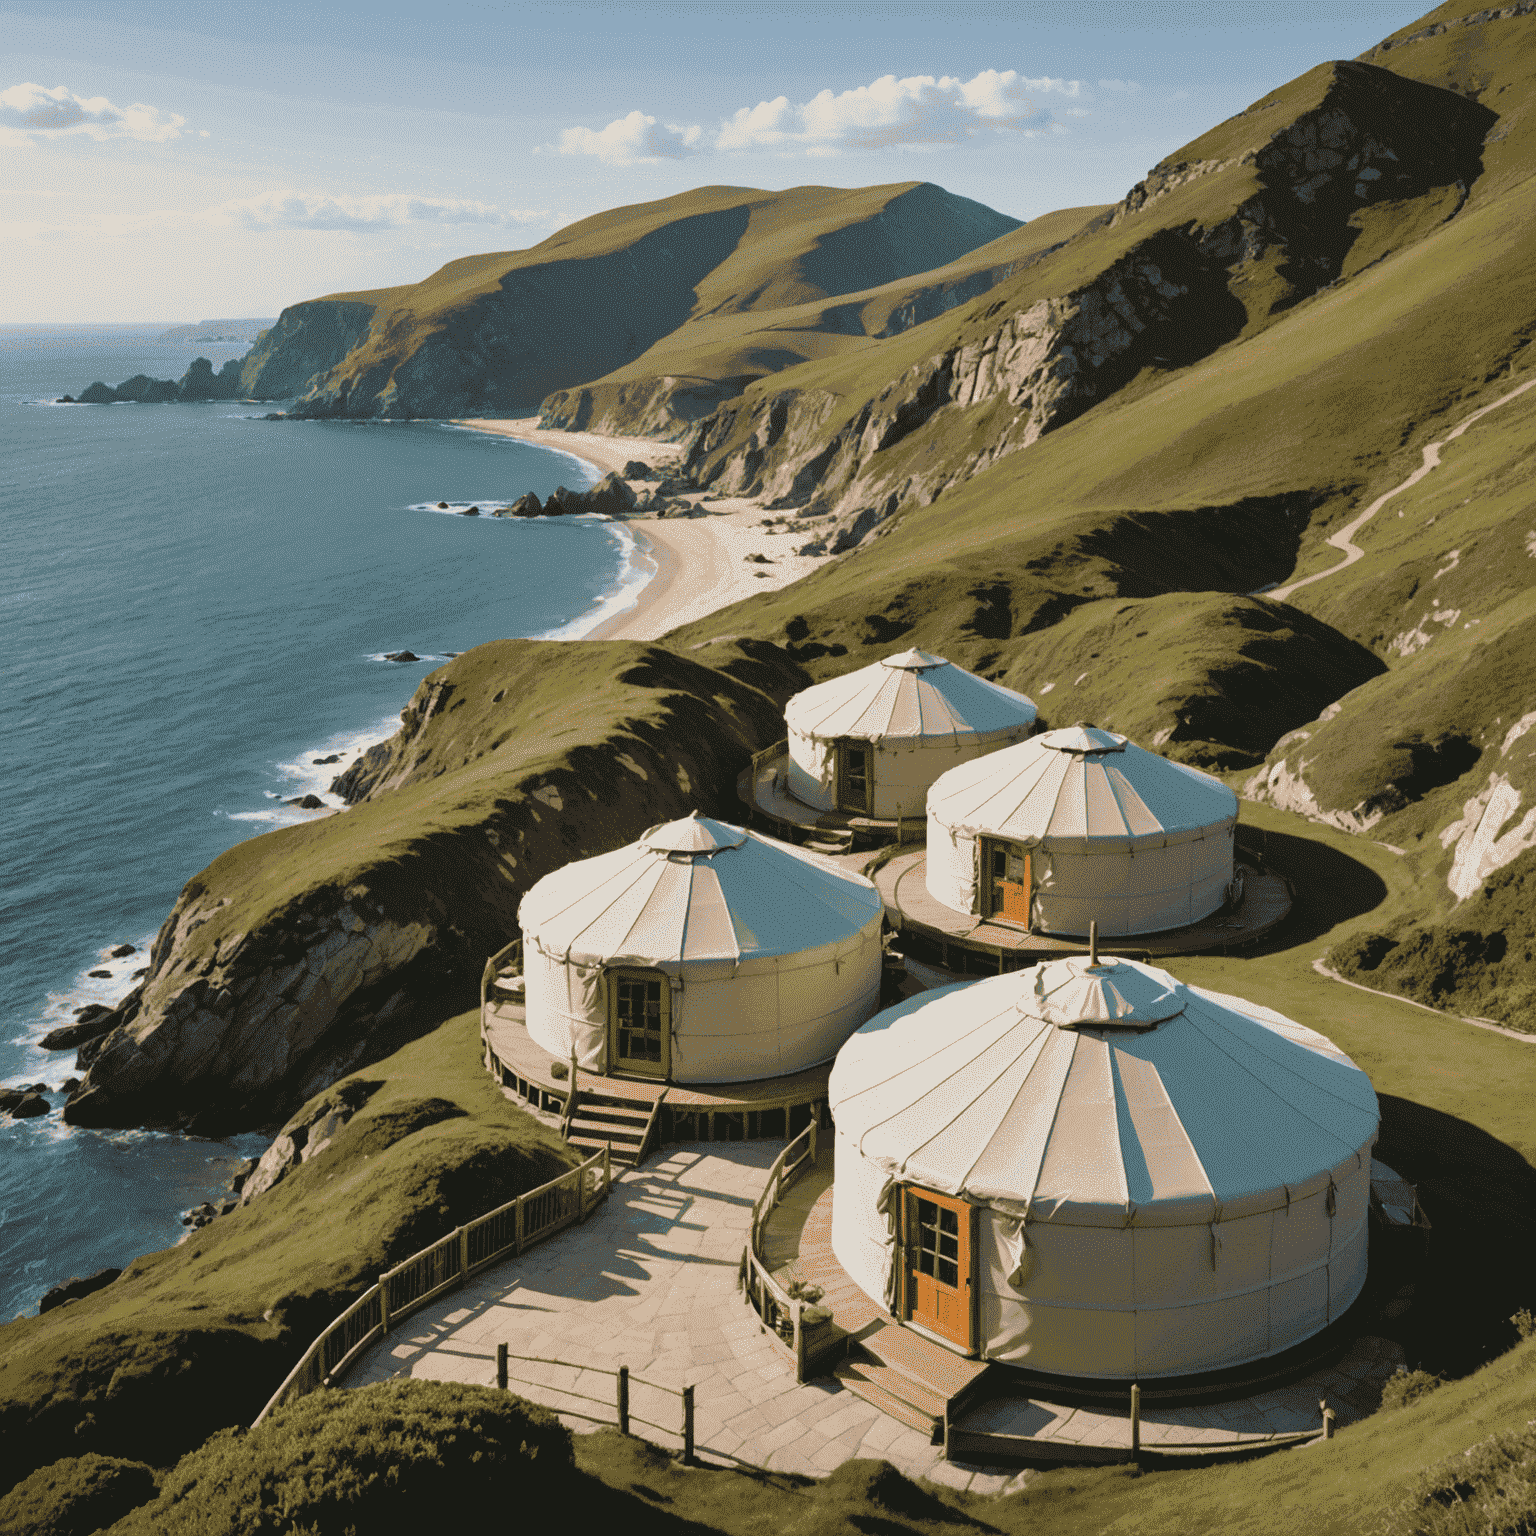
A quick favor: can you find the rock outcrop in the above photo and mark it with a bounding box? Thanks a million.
[70,358,248,405]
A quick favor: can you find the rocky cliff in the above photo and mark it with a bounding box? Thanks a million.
[65,640,805,1132]
[675,61,1493,555]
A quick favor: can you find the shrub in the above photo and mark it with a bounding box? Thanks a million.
[111,1379,572,1535]
[0,1453,157,1536]
[1381,1367,1446,1411]
[1511,1308,1536,1342]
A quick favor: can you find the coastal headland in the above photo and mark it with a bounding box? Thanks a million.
[10,3,1536,1525]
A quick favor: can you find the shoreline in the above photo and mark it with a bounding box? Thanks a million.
[454,415,837,644]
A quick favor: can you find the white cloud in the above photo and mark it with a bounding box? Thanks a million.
[219,192,551,233]
[0,82,187,146]
[555,110,704,166]
[1098,78,1141,93]
[557,68,1080,162]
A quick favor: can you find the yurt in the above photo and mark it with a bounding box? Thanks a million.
[519,813,884,1084]
[784,650,1038,820]
[828,957,1378,1378]
[925,724,1238,937]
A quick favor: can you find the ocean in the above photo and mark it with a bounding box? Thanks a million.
[0,324,647,1320]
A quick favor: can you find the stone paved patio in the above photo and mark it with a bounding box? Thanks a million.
[345,1142,1027,1494]
[344,1138,1400,1483]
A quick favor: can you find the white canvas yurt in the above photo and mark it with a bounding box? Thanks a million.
[783,650,1037,820]
[828,957,1378,1378]
[925,724,1238,937]
[519,813,884,1084]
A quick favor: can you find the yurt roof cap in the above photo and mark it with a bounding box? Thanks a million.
[879,648,948,671]
[1042,723,1126,754]
[640,811,749,857]
[1025,956,1184,1031]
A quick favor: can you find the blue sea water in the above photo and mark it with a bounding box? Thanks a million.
[0,325,647,1319]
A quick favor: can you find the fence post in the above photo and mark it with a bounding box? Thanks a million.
[459,1225,470,1278]
[379,1278,391,1336]
[515,1193,524,1255]
[617,1365,630,1435]
[1321,1399,1336,1440]
[793,1299,805,1384]
[1130,1383,1140,1460]
[682,1384,695,1464]
[603,1143,612,1199]
[497,1342,508,1391]
[809,1110,819,1163]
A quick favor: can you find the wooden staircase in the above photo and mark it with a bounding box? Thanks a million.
[834,1322,992,1440]
[564,1088,662,1169]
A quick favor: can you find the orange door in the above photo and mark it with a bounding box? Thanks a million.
[987,842,1032,927]
[906,1188,973,1352]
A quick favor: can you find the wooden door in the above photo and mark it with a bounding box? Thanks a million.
[905,1187,974,1352]
[838,740,872,814]
[986,840,1032,927]
[609,969,670,1078]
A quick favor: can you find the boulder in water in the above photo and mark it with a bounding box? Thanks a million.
[382,650,420,663]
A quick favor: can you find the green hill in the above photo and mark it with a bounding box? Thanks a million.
[240,182,1022,418]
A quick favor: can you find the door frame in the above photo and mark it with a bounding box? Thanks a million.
[836,738,874,815]
[980,837,1033,930]
[607,966,671,1079]
[900,1184,977,1355]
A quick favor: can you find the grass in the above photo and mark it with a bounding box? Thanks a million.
[0,1007,575,1491]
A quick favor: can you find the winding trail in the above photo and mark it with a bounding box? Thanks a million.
[1313,956,1536,1045]
[1270,375,1536,603]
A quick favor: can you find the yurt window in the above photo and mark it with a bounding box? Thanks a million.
[837,741,872,813]
[609,969,670,1078]
[982,839,1032,927]
[904,1188,974,1352]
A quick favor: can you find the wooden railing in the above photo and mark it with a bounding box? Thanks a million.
[738,1117,844,1383]
[749,736,788,779]
[253,1146,612,1427]
[480,934,524,1010]
[493,1348,697,1461]
[636,1088,668,1166]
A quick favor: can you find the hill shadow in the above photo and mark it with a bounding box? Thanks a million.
[1374,1094,1536,1378]
[1236,824,1389,950]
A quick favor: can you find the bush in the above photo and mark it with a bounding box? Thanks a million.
[110,1379,572,1535]
[1512,1308,1536,1342]
[0,1453,157,1536]
[1381,1367,1447,1412]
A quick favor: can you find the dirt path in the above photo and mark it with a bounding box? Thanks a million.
[1271,375,1536,603]
[1312,956,1535,1044]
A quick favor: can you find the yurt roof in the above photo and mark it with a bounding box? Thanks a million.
[828,958,1378,1226]
[926,725,1236,851]
[784,651,1037,744]
[519,812,882,968]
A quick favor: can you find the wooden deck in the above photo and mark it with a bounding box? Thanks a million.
[874,852,1292,969]
[736,743,917,849]
[777,1171,1402,1465]
[481,1001,832,1147]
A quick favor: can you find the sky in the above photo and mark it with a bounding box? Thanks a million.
[2,0,1431,323]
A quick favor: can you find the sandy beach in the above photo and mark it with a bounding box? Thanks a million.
[454,417,835,642]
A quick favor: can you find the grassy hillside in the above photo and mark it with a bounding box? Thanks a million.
[540,203,1107,437]
[1,1008,574,1492]
[240,182,1020,419]
[65,640,804,1132]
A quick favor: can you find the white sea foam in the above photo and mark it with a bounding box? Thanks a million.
[6,932,157,1087]
[219,713,400,830]
[534,520,658,641]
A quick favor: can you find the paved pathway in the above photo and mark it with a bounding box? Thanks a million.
[346,1141,1026,1494]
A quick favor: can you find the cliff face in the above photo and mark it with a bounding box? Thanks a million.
[65,641,803,1132]
[676,61,1493,554]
